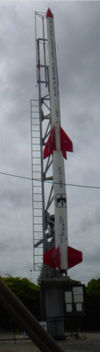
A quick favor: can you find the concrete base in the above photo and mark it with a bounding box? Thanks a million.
[40,278,67,339]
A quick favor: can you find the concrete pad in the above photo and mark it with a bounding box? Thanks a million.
[0,333,100,352]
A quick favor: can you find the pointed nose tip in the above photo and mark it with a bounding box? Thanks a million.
[46,8,53,18]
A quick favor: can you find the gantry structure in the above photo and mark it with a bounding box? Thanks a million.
[31,12,55,277]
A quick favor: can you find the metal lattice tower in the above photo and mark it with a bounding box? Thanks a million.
[31,12,55,276]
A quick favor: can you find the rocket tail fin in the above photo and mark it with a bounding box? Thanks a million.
[43,127,73,159]
[60,127,73,156]
[43,127,55,159]
[68,246,82,269]
[43,247,60,268]
[43,246,82,269]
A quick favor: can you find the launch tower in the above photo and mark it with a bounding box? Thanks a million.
[31,10,84,339]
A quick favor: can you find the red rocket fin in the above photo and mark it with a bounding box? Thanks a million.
[62,151,67,159]
[43,126,73,159]
[43,247,60,268]
[43,127,56,159]
[60,127,73,156]
[43,246,82,269]
[68,246,82,269]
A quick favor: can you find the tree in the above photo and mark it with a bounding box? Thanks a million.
[0,276,40,329]
[86,278,100,330]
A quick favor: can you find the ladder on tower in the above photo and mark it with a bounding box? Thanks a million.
[31,99,43,270]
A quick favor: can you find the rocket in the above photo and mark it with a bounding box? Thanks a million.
[43,8,82,272]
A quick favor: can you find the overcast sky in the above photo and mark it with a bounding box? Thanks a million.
[0,0,100,285]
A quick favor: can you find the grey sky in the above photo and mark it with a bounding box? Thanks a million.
[0,0,100,285]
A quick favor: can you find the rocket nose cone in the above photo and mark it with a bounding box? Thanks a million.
[46,8,53,18]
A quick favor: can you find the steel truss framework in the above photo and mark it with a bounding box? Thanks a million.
[31,12,55,273]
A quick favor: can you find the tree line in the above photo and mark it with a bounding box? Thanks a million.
[0,276,100,331]
[0,276,40,329]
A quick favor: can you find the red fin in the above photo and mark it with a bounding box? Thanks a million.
[68,246,82,269]
[60,127,73,155]
[62,151,67,159]
[43,246,82,269]
[43,247,60,268]
[43,126,73,159]
[43,127,56,159]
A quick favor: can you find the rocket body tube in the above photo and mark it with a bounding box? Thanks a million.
[46,9,68,271]
[53,151,68,270]
[46,9,61,149]
[43,9,82,272]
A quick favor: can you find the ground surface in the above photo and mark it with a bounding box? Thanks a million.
[0,333,100,352]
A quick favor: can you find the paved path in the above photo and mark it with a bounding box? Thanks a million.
[0,333,100,352]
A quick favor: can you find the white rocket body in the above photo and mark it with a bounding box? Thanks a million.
[53,152,68,270]
[46,9,68,271]
[43,9,82,272]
